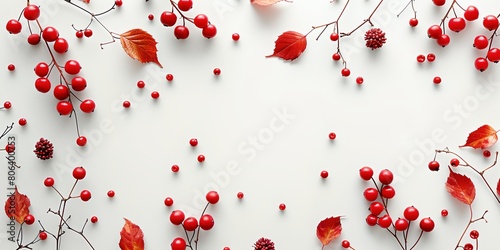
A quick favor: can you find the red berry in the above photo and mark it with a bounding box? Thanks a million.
[35,62,50,77]
[206,191,220,204]
[160,11,177,27]
[91,216,98,223]
[84,29,93,37]
[115,0,123,6]
[5,144,14,153]
[164,197,174,206]
[27,34,41,45]
[64,60,81,75]
[341,68,350,77]
[341,240,350,248]
[332,53,341,61]
[71,76,87,91]
[417,54,426,63]
[428,160,440,171]
[483,150,491,158]
[39,231,48,240]
[35,78,52,93]
[433,76,442,84]
[171,164,180,172]
[44,177,54,187]
[76,30,83,38]
[381,185,396,199]
[464,6,479,21]
[470,230,479,239]
[356,77,364,84]
[7,64,15,71]
[378,215,392,228]
[279,203,286,210]
[320,170,329,178]
[56,101,73,116]
[483,15,499,31]
[151,91,160,99]
[427,25,442,39]
[450,158,460,167]
[432,0,445,6]
[171,237,187,250]
[18,118,27,126]
[330,33,339,41]
[359,166,374,180]
[427,53,436,62]
[190,138,198,146]
[436,34,450,47]
[80,99,96,113]
[329,132,336,140]
[448,17,466,32]
[464,243,474,250]
[42,26,59,42]
[174,25,189,39]
[170,210,185,225]
[199,214,214,230]
[363,187,378,201]
[202,24,217,39]
[72,166,86,180]
[409,18,418,27]
[369,201,384,216]
[107,190,115,197]
[194,14,209,28]
[24,214,35,225]
[197,155,205,162]
[474,57,489,72]
[123,101,131,108]
[223,247,230,250]
[487,48,500,63]
[148,14,154,20]
[53,38,69,53]
[366,214,378,226]
[395,218,409,231]
[441,209,448,217]
[404,206,419,221]
[177,0,193,11]
[137,80,145,88]
[80,190,92,201]
[183,217,198,231]
[419,217,435,232]
[6,19,22,34]
[213,68,222,76]
[473,35,489,50]
[237,192,244,199]
[166,74,174,81]
[378,169,393,185]
[53,85,70,100]
[76,136,87,146]
[3,101,12,109]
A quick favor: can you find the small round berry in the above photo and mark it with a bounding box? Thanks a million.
[432,0,445,6]
[436,34,450,47]
[330,33,339,41]
[378,169,394,185]
[378,214,392,228]
[171,165,180,172]
[450,158,460,167]
[6,19,22,34]
[474,57,489,72]
[39,231,48,240]
[279,203,286,210]
[80,190,92,201]
[71,76,87,91]
[356,77,364,84]
[359,166,374,181]
[427,53,436,62]
[206,191,220,204]
[473,35,489,50]
[35,62,50,77]
[44,177,55,187]
[341,68,351,77]
[189,138,198,146]
[487,48,500,63]
[197,155,205,162]
[170,210,185,225]
[366,214,378,226]
[3,101,12,109]
[417,54,426,63]
[18,118,27,126]
[194,14,209,28]
[332,53,341,61]
[137,80,145,88]
[164,197,174,206]
[75,30,83,38]
[369,201,384,216]
[448,17,466,32]
[42,26,59,42]
[177,0,193,11]
[363,187,378,201]
[320,170,329,178]
[174,25,189,39]
[202,24,217,39]
[183,217,199,231]
[199,214,215,230]
[72,166,86,180]
[24,214,35,225]
[464,243,474,250]
[409,18,418,27]
[7,64,15,71]
[427,25,442,39]
[151,91,160,99]
[84,29,93,37]
[148,14,154,20]
[122,101,131,108]
[64,60,81,75]
[213,68,221,75]
[53,38,69,53]
[160,11,177,27]
[223,247,230,250]
[470,230,479,239]
[35,77,51,93]
[419,217,435,232]
[237,192,244,199]
[76,136,87,148]
[115,0,123,6]
[171,237,186,250]
[329,132,336,140]
[341,240,350,248]
[91,216,98,223]
[483,150,491,158]
[53,85,70,100]
[107,190,115,198]
[483,15,499,31]
[428,160,440,171]
[80,99,96,113]
[464,6,479,21]
[232,33,240,41]
[433,76,442,84]
[5,144,14,153]
[166,74,174,81]
[394,218,409,231]
[27,34,41,45]
[381,185,396,199]
[404,206,419,221]
[56,101,73,116]
[441,209,448,217]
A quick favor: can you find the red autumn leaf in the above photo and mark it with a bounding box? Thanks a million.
[316,216,342,247]
[497,178,500,196]
[119,219,145,250]
[266,31,307,61]
[459,124,498,149]
[4,187,31,223]
[120,29,163,68]
[251,0,284,6]
[445,167,476,205]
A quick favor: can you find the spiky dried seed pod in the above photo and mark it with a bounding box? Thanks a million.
[34,138,53,160]
[365,28,386,50]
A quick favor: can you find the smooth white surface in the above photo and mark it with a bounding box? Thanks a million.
[1,0,500,249]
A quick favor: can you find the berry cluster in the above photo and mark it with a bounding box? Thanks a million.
[160,0,217,39]
[253,237,275,250]
[359,166,435,249]
[169,190,219,250]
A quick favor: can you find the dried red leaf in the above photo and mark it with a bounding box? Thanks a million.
[119,218,145,250]
[4,187,31,223]
[251,0,284,6]
[445,167,476,205]
[497,178,500,196]
[120,29,163,68]
[316,216,342,247]
[266,31,307,61]
[459,124,498,149]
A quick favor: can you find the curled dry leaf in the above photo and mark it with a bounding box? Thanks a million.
[266,31,307,61]
[4,187,31,223]
[460,124,498,149]
[120,29,163,68]
[316,216,342,247]
[119,218,145,250]
[445,167,476,205]
[251,0,284,6]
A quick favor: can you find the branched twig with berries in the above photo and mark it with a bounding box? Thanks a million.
[453,207,487,250]
[14,222,42,250]
[0,122,14,141]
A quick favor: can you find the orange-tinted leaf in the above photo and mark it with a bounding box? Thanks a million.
[119,218,145,250]
[445,167,475,205]
[266,31,307,61]
[459,125,498,149]
[497,178,500,196]
[120,29,163,68]
[4,187,31,223]
[251,0,283,6]
[316,216,342,246]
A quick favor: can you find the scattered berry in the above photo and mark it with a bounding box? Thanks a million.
[232,33,240,41]
[483,150,491,158]
[137,80,145,88]
[427,53,436,62]
[441,209,448,217]
[107,190,115,198]
[171,164,180,172]
[417,54,426,63]
[164,197,174,206]
[320,170,329,178]
[91,216,98,223]
[3,101,12,109]
[166,74,174,81]
[213,68,221,75]
[279,203,286,210]
[151,91,160,99]
[329,132,336,140]
[7,64,15,71]
[356,77,364,84]
[115,0,123,7]
[148,14,154,20]
[189,138,198,146]
[123,101,131,108]
[197,155,205,162]
[433,76,442,84]
[18,118,27,126]
[237,192,244,199]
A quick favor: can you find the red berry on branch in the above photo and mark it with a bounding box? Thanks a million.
[171,237,187,250]
[194,14,209,28]
[160,11,177,27]
[332,53,341,61]
[72,166,87,180]
[448,17,466,32]
[464,6,479,21]
[170,210,185,225]
[84,29,93,37]
[381,185,396,199]
[394,218,409,231]
[409,18,418,27]
[174,25,189,39]
[44,177,55,187]
[379,169,393,184]
[363,187,378,201]
[369,201,384,216]
[470,230,479,239]
[427,25,442,39]
[450,158,460,167]
[463,243,473,250]
[34,138,54,160]
[436,34,450,47]
[76,136,87,146]
[177,0,193,12]
[378,215,392,228]
[359,166,373,180]
[364,28,386,50]
[54,85,70,100]
[35,77,51,93]
[419,217,435,232]
[365,214,378,226]
[53,38,69,53]
[39,231,48,240]
[80,99,96,113]
[3,101,12,109]
[487,48,500,63]
[183,217,198,231]
[115,0,123,7]
[64,60,81,75]
[34,62,50,77]
[42,26,59,42]
[80,190,92,201]
[474,57,489,72]
[341,240,350,248]
[71,76,87,91]
[27,34,41,45]
[206,191,219,204]
[330,33,339,41]
[24,214,35,225]
[202,24,217,39]
[473,35,489,50]
[404,206,419,221]
[6,19,22,34]
[56,101,73,115]
[432,0,446,6]
[483,15,499,31]
[428,160,440,171]
[341,68,350,77]
[199,214,215,230]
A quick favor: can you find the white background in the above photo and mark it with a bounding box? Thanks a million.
[1,0,500,249]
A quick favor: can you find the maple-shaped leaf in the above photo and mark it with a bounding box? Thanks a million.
[4,187,31,223]
[119,218,145,250]
[266,31,307,61]
[445,167,476,205]
[459,125,498,149]
[316,216,342,247]
[251,0,284,6]
[120,29,163,68]
[497,178,500,196]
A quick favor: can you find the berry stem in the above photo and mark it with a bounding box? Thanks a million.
[408,230,423,250]
[397,0,416,18]
[485,14,500,59]
[439,0,459,33]
[15,222,42,249]
[340,0,385,37]
[453,206,487,250]
[62,0,116,37]
[0,122,14,140]
[194,202,210,250]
